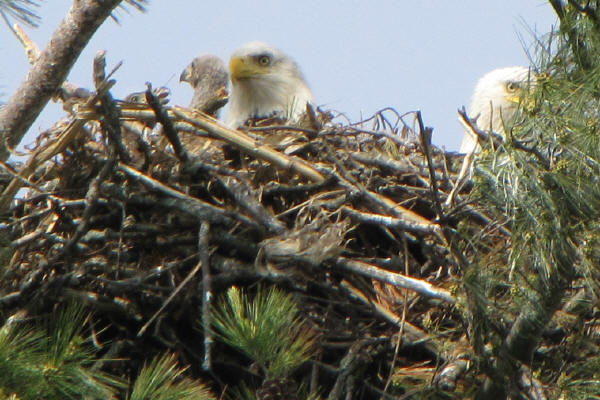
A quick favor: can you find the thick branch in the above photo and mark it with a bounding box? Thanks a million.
[0,0,125,161]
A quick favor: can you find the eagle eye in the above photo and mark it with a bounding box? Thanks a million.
[506,81,519,93]
[257,55,271,66]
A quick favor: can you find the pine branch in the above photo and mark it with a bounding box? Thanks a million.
[212,286,317,379]
[0,0,40,27]
[129,353,214,400]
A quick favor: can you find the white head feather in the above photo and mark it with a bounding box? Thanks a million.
[226,41,313,128]
[460,66,532,153]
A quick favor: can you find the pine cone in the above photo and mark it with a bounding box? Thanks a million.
[256,378,298,400]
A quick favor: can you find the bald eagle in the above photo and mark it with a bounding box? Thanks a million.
[226,41,313,128]
[460,66,532,153]
[180,55,229,117]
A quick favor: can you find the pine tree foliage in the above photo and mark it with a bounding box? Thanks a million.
[37,304,122,399]
[0,305,216,400]
[0,304,120,399]
[128,353,215,400]
[0,317,46,398]
[212,286,317,380]
[0,0,39,27]
[461,1,600,396]
[0,0,148,27]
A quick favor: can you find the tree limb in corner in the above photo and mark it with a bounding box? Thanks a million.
[0,0,141,161]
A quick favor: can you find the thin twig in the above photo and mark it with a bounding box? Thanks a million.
[416,111,444,219]
[137,259,203,337]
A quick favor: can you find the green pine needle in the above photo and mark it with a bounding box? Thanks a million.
[37,303,121,399]
[0,0,40,27]
[0,304,122,400]
[212,286,317,378]
[0,320,46,398]
[129,353,214,400]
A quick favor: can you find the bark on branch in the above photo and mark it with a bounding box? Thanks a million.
[0,0,126,161]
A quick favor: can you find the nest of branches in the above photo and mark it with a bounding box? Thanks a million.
[0,54,519,398]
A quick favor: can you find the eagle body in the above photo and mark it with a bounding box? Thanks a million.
[460,66,531,153]
[226,41,313,128]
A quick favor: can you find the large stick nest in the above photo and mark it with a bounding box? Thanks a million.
[0,72,507,397]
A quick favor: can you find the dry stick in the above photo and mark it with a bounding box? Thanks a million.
[0,80,116,212]
[434,336,472,391]
[349,151,448,183]
[218,176,286,235]
[417,111,444,218]
[117,163,256,228]
[327,165,441,236]
[248,124,319,136]
[10,23,40,62]
[339,280,436,351]
[383,237,410,394]
[0,0,132,161]
[0,48,121,209]
[198,221,213,371]
[61,158,114,257]
[145,83,189,165]
[509,136,551,170]
[341,206,436,235]
[460,107,504,149]
[445,110,479,207]
[11,229,44,248]
[320,143,441,235]
[55,54,119,258]
[0,292,21,308]
[169,118,286,234]
[334,257,455,303]
[436,358,469,391]
[171,107,326,183]
[276,189,345,218]
[0,159,44,193]
[326,339,369,400]
[93,51,130,163]
[137,259,203,337]
[347,125,411,148]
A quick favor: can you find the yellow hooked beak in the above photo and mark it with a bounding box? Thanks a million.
[229,56,266,82]
[506,95,521,104]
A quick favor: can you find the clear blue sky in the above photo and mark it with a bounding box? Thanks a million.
[1,1,556,150]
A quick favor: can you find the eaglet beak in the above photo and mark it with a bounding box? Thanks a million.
[179,65,192,83]
[229,56,264,82]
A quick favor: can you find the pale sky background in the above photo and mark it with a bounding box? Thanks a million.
[1,1,557,151]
